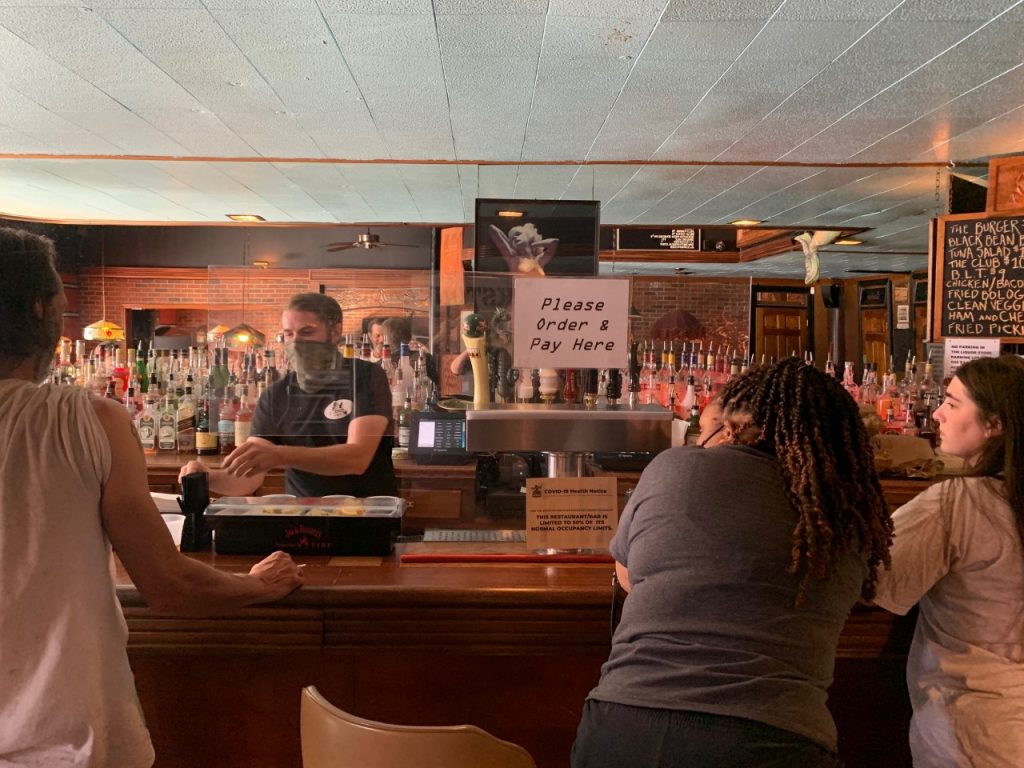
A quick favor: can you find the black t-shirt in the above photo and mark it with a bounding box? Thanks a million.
[251,360,397,497]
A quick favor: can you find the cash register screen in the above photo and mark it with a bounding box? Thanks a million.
[409,411,473,465]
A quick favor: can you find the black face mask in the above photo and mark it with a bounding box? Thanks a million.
[696,423,725,448]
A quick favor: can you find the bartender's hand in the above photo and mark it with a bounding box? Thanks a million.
[178,460,209,484]
[221,437,282,477]
[247,551,304,601]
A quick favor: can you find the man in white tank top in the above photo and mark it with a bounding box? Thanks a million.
[0,228,305,768]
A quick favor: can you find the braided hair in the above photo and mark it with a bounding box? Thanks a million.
[718,357,892,605]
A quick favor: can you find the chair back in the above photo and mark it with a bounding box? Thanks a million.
[300,686,536,768]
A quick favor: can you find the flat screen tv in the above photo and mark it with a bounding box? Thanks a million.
[474,199,600,277]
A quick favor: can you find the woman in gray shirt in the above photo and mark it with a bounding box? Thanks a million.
[573,358,892,768]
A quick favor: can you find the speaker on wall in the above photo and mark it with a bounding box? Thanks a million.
[822,284,842,309]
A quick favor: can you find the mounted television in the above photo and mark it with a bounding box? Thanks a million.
[474,199,600,276]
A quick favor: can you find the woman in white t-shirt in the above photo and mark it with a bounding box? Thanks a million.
[874,354,1024,768]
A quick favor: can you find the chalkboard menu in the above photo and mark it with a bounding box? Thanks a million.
[617,227,700,251]
[934,212,1024,342]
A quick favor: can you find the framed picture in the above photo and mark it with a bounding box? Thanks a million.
[474,199,600,276]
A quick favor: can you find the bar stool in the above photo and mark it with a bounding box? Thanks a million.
[300,686,537,768]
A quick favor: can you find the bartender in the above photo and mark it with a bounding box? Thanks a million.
[180,292,397,497]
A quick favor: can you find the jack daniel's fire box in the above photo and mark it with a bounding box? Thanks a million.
[204,495,404,556]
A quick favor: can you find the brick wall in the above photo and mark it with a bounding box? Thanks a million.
[77,267,431,351]
[76,267,754,367]
[631,277,751,357]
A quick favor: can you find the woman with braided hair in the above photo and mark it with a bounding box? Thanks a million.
[572,357,892,768]
[873,354,1024,768]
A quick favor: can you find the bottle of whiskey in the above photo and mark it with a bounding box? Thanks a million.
[195,390,219,456]
[397,396,413,449]
[175,386,196,453]
[218,387,237,454]
[137,396,157,455]
[157,397,177,452]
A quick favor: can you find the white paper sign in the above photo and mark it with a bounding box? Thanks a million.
[943,337,1001,376]
[896,304,910,329]
[513,277,629,369]
[525,476,618,553]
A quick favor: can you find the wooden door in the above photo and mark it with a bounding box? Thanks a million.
[756,306,807,360]
[749,286,813,362]
[858,281,891,373]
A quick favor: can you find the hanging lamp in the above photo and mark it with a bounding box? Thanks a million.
[223,230,265,349]
[83,231,125,341]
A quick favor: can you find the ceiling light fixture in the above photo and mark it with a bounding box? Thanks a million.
[252,259,270,268]
[83,231,125,342]
[226,214,265,222]
[497,210,524,218]
[730,219,762,226]
[833,239,862,246]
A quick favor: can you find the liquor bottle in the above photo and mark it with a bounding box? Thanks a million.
[900,406,920,437]
[729,356,741,381]
[883,407,902,435]
[858,363,878,407]
[195,390,219,456]
[397,342,415,391]
[263,349,280,385]
[681,375,697,414]
[158,397,177,452]
[656,346,674,407]
[211,348,230,393]
[176,386,196,453]
[686,403,701,443]
[638,345,656,405]
[218,387,237,454]
[123,386,139,420]
[917,395,938,448]
[234,385,253,447]
[841,361,860,401]
[397,396,413,449]
[137,396,157,455]
[379,341,395,387]
[136,341,148,394]
[104,380,119,400]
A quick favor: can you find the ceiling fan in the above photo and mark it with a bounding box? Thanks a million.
[325,228,420,252]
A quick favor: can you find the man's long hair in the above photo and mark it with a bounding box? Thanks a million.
[718,357,892,604]
[0,228,61,362]
[955,354,1024,543]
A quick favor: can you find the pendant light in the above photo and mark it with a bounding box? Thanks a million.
[83,230,125,341]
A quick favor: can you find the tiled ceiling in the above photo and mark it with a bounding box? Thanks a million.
[1,0,1022,278]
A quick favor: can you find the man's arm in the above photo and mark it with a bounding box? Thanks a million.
[219,414,388,478]
[93,397,303,616]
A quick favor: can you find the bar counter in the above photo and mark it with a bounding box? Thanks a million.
[117,548,916,768]
[145,451,939,529]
